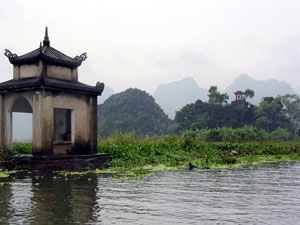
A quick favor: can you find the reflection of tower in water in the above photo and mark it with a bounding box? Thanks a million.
[0,173,99,224]
[0,179,34,224]
[0,184,13,223]
[29,173,99,224]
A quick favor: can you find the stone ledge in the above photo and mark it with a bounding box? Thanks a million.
[13,153,112,171]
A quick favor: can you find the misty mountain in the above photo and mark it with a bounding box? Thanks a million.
[294,87,300,95]
[225,74,295,104]
[153,77,208,119]
[98,86,114,104]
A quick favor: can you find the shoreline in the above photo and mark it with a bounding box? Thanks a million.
[1,153,300,180]
[2,136,300,178]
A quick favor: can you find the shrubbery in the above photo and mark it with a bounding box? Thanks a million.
[98,131,300,169]
[13,143,32,154]
[182,126,297,142]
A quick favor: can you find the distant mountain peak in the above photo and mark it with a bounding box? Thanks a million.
[97,86,114,104]
[237,74,252,80]
[160,77,197,87]
[225,74,295,104]
[154,77,208,119]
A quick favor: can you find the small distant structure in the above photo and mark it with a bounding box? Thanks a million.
[234,91,245,101]
[1,27,105,156]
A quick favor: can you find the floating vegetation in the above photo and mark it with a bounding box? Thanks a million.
[1,133,300,179]
[0,181,20,186]
[0,173,10,178]
[0,170,18,178]
[95,133,300,177]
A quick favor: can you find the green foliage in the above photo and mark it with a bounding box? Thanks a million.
[0,143,32,170]
[192,126,271,142]
[280,94,300,134]
[174,85,258,132]
[228,101,255,128]
[98,88,171,137]
[13,143,32,154]
[244,89,255,99]
[175,99,255,132]
[208,86,229,105]
[0,150,16,170]
[173,86,295,135]
[254,97,290,132]
[270,127,291,141]
[97,132,300,170]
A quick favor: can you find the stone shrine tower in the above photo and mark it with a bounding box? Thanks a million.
[234,91,245,101]
[0,28,104,156]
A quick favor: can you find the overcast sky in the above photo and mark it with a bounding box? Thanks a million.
[1,0,300,94]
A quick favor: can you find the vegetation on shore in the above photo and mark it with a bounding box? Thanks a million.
[98,84,300,141]
[97,132,300,176]
[1,130,300,178]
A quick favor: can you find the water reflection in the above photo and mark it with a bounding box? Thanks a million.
[30,173,98,225]
[0,172,99,225]
[1,161,300,224]
[0,183,13,224]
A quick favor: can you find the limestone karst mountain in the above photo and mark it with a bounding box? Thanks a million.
[98,88,171,137]
[153,77,208,119]
[225,74,295,104]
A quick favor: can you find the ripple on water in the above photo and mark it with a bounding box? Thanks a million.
[0,161,300,224]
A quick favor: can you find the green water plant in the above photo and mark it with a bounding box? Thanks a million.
[97,132,300,175]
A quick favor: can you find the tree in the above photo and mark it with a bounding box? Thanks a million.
[208,86,229,105]
[254,97,289,132]
[227,102,255,128]
[280,94,300,135]
[244,89,255,99]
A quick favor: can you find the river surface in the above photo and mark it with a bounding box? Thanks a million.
[1,161,300,224]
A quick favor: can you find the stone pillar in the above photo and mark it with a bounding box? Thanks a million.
[89,96,98,154]
[33,91,42,154]
[39,90,53,155]
[0,94,4,150]
[4,110,12,152]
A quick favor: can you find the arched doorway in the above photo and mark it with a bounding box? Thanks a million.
[11,96,33,154]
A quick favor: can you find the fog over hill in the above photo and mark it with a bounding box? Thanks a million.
[153,77,208,119]
[13,75,296,141]
[225,74,295,104]
[153,74,296,119]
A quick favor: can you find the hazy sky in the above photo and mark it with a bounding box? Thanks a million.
[1,0,300,94]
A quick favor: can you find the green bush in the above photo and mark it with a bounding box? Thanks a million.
[97,132,300,169]
[0,149,16,170]
[13,143,32,154]
[180,126,293,142]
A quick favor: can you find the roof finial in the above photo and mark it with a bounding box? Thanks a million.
[43,27,50,46]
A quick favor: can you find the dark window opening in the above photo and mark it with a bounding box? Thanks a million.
[54,108,72,142]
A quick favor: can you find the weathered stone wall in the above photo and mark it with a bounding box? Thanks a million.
[0,90,97,156]
[47,65,78,81]
[13,61,78,82]
[51,91,93,154]
[14,61,43,80]
[0,92,34,151]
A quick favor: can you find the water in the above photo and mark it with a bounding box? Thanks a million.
[1,161,300,224]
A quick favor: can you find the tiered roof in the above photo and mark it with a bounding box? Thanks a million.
[5,27,87,68]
